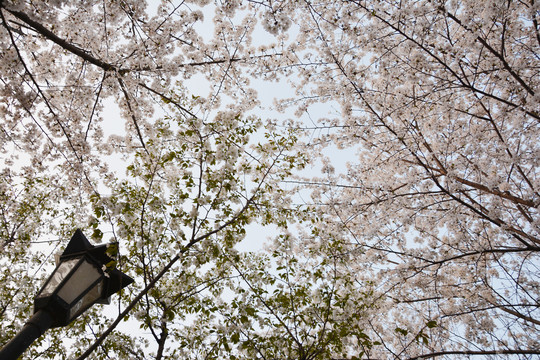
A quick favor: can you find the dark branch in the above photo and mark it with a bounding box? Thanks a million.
[5,7,119,72]
[409,349,540,359]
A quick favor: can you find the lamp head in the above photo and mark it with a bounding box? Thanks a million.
[34,230,133,327]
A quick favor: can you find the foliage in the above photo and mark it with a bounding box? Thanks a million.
[176,233,378,360]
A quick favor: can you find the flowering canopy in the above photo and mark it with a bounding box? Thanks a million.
[0,0,538,359]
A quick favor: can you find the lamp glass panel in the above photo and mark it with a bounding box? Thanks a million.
[38,258,80,298]
[57,258,102,304]
[69,280,103,320]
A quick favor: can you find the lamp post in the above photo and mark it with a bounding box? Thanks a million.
[0,229,134,360]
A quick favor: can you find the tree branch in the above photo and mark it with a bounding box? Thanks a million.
[4,7,119,72]
[409,349,540,359]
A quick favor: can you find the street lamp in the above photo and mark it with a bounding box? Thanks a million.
[0,229,134,360]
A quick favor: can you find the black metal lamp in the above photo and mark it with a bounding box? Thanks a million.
[34,229,133,326]
[0,229,134,359]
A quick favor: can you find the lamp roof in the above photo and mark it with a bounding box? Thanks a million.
[61,229,113,266]
[104,269,134,298]
[61,229,93,257]
[63,229,134,296]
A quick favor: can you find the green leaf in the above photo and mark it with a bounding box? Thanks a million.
[426,320,437,329]
[395,327,408,336]
[91,228,103,242]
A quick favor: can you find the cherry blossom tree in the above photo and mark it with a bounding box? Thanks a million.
[0,0,539,359]
[257,0,540,358]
